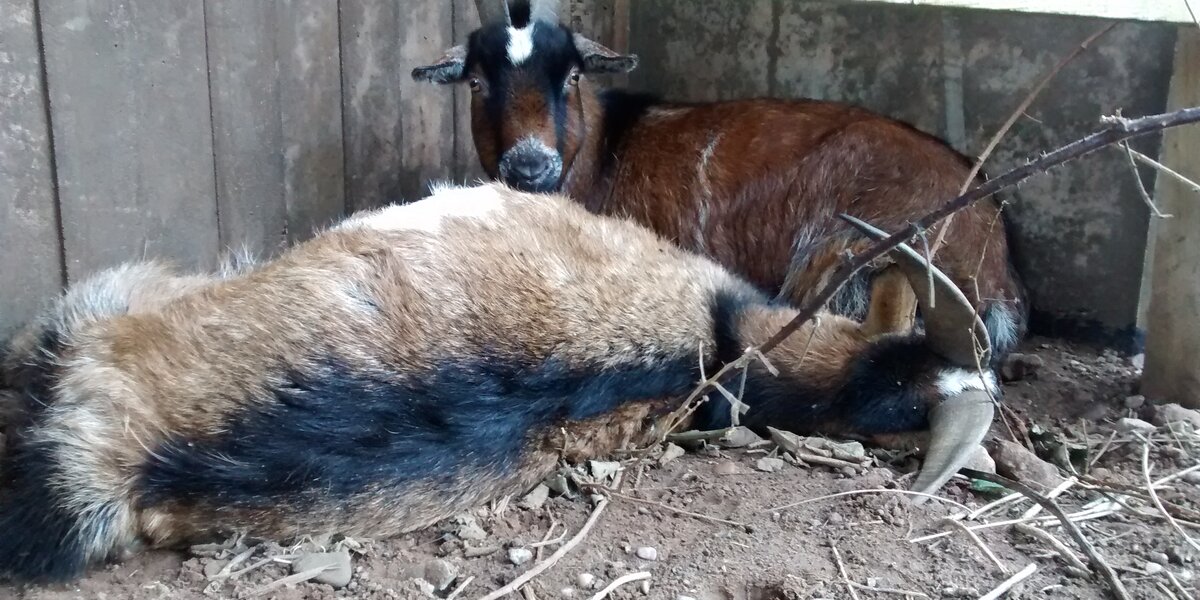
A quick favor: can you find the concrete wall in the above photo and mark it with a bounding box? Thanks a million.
[628,0,1177,352]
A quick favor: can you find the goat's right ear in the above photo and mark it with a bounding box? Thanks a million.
[411,45,468,84]
[573,34,638,74]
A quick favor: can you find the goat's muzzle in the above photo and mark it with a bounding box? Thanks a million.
[499,138,563,193]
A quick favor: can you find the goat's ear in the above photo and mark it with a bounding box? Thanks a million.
[411,45,468,84]
[573,33,638,74]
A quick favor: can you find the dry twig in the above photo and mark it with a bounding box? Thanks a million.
[831,544,862,600]
[846,581,930,598]
[586,572,651,600]
[1013,523,1088,571]
[977,563,1038,600]
[1140,439,1200,553]
[944,518,1008,574]
[477,499,611,600]
[595,486,749,531]
[769,488,972,513]
[1120,142,1173,218]
[447,576,476,600]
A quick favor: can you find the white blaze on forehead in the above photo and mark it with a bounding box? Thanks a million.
[507,23,535,65]
[336,183,507,234]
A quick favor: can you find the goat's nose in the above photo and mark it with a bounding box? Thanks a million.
[510,154,552,181]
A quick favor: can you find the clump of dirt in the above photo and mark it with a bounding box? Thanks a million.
[6,336,1199,600]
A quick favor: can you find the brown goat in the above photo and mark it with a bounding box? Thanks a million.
[412,0,1027,361]
[0,183,996,583]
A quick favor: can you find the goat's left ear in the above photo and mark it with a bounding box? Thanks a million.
[573,33,638,74]
[411,45,468,84]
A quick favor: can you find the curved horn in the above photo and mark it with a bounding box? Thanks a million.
[529,0,561,24]
[475,0,512,26]
[908,390,994,502]
[839,214,991,367]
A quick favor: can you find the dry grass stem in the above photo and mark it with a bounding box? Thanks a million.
[768,488,971,513]
[600,487,749,531]
[977,563,1037,600]
[1020,477,1077,520]
[1140,440,1200,553]
[447,576,476,600]
[846,581,930,598]
[586,572,650,600]
[248,564,333,598]
[1014,524,1088,571]
[944,518,1008,574]
[965,491,1026,521]
[831,544,862,600]
[477,499,611,600]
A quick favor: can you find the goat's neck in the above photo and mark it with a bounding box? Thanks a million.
[560,83,621,213]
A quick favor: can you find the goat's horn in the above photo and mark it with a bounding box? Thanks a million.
[909,389,993,502]
[838,215,990,367]
[475,0,511,26]
[529,0,560,24]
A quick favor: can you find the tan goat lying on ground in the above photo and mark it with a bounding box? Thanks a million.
[0,182,995,583]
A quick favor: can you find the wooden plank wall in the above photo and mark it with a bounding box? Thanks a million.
[0,0,627,340]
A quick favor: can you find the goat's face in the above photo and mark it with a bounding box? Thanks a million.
[412,1,637,193]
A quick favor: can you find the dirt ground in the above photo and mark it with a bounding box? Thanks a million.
[5,335,1199,600]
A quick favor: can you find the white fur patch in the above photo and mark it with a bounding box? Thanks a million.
[936,368,998,397]
[337,183,507,235]
[507,25,535,65]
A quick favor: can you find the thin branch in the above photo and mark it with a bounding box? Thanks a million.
[930,22,1117,257]
[447,576,477,600]
[1121,143,1174,218]
[756,106,1200,359]
[595,485,749,531]
[767,488,972,514]
[1014,523,1088,571]
[962,469,1130,600]
[832,544,862,600]
[944,518,1009,574]
[1127,145,1200,195]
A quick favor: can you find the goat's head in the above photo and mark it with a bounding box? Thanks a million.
[412,0,637,192]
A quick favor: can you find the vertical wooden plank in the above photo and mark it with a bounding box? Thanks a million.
[205,0,344,254]
[340,0,455,211]
[41,1,219,280]
[204,1,287,257]
[0,0,64,339]
[277,0,345,243]
[452,0,486,183]
[1142,28,1200,408]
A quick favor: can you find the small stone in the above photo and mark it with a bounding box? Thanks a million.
[292,548,353,589]
[1115,417,1157,434]
[1149,552,1170,566]
[1124,395,1146,409]
[714,461,740,475]
[963,445,996,474]
[755,457,786,473]
[719,426,764,448]
[519,484,550,510]
[1153,404,1200,429]
[677,596,698,600]
[412,578,437,597]
[659,442,686,466]
[560,587,576,598]
[576,573,596,589]
[771,512,781,521]
[451,514,488,541]
[989,439,1065,491]
[1000,353,1044,382]
[203,559,229,579]
[1185,472,1200,485]
[640,580,651,594]
[424,559,458,591]
[507,547,533,565]
[636,546,658,561]
[1145,562,1165,575]
[589,460,622,481]
[1168,545,1193,564]
[828,512,845,525]
[544,470,572,495]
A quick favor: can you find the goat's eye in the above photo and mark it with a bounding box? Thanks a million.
[567,72,581,86]
[469,78,482,93]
